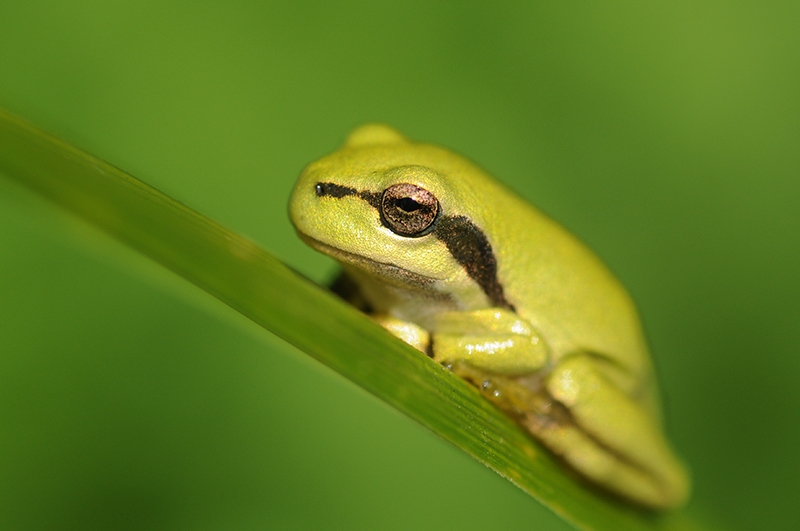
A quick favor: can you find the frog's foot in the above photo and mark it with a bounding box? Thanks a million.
[523,355,690,509]
[372,315,430,353]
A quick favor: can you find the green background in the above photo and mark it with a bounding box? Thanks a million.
[1,2,797,530]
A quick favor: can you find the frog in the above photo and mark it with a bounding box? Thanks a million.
[288,124,689,509]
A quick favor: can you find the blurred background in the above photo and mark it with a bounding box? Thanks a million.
[1,2,798,530]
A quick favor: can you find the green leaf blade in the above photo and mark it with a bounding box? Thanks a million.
[0,108,716,531]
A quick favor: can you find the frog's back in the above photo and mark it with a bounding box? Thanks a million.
[460,166,654,385]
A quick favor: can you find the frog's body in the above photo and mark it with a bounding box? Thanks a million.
[289,124,689,509]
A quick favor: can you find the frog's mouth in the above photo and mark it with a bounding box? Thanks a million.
[296,231,443,285]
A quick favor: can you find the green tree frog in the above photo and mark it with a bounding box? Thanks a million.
[288,124,689,509]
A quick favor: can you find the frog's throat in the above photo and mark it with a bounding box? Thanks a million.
[313,181,516,312]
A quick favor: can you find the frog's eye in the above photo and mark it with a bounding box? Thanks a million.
[380,183,440,237]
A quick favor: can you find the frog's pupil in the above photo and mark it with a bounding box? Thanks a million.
[397,197,421,212]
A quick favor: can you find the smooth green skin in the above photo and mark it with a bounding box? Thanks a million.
[289,124,689,509]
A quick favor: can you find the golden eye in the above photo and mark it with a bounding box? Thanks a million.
[380,183,440,237]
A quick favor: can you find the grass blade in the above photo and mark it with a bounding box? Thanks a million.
[0,108,711,531]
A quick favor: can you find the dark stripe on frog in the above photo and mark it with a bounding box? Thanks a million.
[315,181,515,311]
[315,182,381,208]
[432,215,515,312]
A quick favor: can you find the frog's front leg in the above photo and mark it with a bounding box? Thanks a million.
[375,308,549,373]
[431,308,550,374]
[524,354,690,509]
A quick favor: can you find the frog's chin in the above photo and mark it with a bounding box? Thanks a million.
[296,232,442,283]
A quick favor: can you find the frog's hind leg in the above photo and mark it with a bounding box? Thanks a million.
[524,354,690,509]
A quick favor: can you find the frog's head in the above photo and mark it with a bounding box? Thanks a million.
[289,124,513,311]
